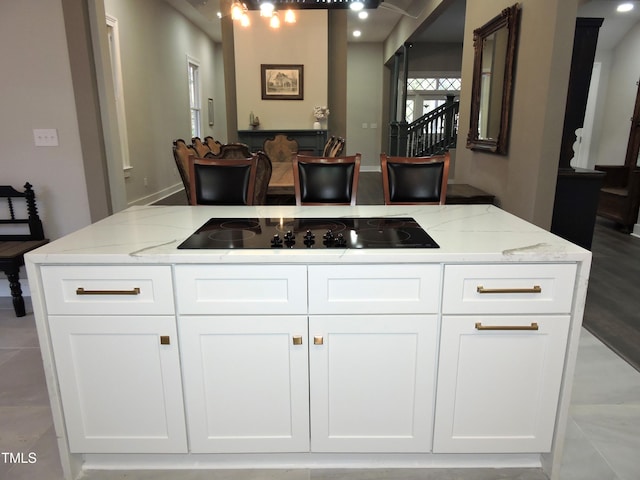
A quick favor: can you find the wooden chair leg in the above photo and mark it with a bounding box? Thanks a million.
[4,268,26,317]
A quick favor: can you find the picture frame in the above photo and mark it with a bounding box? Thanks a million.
[261,64,303,100]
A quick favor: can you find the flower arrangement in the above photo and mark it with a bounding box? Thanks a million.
[313,106,330,121]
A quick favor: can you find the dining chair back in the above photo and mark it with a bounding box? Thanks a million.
[293,154,361,206]
[263,134,299,163]
[172,139,197,203]
[380,152,450,205]
[188,155,258,206]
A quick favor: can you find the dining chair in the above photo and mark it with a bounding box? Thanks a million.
[172,139,198,204]
[263,134,299,163]
[293,154,361,206]
[188,155,258,205]
[380,152,450,205]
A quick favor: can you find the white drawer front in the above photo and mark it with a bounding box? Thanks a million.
[308,264,441,314]
[175,265,307,314]
[41,266,174,315]
[443,264,577,314]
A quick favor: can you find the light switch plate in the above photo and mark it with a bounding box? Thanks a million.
[33,129,59,147]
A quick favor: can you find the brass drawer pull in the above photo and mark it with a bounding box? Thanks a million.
[160,335,170,345]
[76,287,141,296]
[476,285,542,294]
[292,335,303,345]
[475,322,539,331]
[314,335,324,345]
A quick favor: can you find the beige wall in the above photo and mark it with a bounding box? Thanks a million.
[103,0,224,206]
[347,43,385,171]
[0,0,92,240]
[234,11,328,131]
[454,0,579,228]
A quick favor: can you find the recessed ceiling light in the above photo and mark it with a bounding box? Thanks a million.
[350,1,365,11]
[358,11,368,19]
[617,3,634,12]
[353,30,362,37]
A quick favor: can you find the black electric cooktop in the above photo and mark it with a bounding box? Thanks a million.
[177,217,439,249]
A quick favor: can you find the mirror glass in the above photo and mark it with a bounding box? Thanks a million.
[467,4,520,154]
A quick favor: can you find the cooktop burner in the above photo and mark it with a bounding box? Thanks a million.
[177,217,439,249]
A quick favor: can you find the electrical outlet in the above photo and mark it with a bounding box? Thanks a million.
[33,129,59,147]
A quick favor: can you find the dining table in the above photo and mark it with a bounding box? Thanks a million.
[267,161,295,196]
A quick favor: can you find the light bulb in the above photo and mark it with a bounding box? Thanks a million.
[353,30,361,37]
[284,9,296,23]
[358,11,368,19]
[231,1,244,20]
[260,2,275,17]
[240,12,250,27]
[617,3,634,12]
[270,12,280,28]
[350,1,364,11]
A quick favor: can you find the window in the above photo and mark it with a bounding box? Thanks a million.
[406,99,415,123]
[407,76,461,120]
[187,58,201,138]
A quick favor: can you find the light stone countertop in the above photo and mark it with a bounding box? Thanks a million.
[25,204,591,265]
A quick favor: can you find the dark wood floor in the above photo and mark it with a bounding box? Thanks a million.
[158,174,640,371]
[582,218,640,372]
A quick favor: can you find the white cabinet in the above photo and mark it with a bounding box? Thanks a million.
[44,266,187,453]
[309,314,438,452]
[179,315,310,453]
[177,264,440,454]
[433,264,576,453]
[308,265,440,453]
[176,265,309,453]
[49,315,187,453]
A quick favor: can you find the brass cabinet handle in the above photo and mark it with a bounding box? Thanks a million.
[476,285,542,294]
[160,335,170,345]
[76,287,141,296]
[292,335,303,345]
[475,322,539,331]
[313,335,324,345]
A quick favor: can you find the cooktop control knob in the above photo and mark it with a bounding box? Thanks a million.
[270,234,283,248]
[335,233,347,247]
[303,230,315,247]
[284,230,295,247]
[322,229,334,246]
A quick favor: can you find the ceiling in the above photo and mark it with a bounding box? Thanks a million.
[166,0,640,51]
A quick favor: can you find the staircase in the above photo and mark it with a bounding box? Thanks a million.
[389,100,459,156]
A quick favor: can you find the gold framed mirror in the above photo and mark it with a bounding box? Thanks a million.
[466,4,521,155]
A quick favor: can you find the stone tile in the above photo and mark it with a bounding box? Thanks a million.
[558,417,618,480]
[2,426,64,480]
[0,406,54,451]
[570,330,640,406]
[571,405,640,480]
[0,347,49,406]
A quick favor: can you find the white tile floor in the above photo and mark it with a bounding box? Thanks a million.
[1,297,639,480]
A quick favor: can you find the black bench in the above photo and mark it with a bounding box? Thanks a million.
[0,183,49,317]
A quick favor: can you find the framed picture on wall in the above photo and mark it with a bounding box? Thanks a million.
[261,64,303,100]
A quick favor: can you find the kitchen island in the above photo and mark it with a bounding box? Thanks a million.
[25,205,591,480]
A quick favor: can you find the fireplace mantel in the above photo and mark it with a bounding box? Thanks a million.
[237,129,328,156]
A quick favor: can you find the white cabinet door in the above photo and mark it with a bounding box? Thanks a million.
[309,315,438,453]
[433,315,570,453]
[179,315,310,453]
[49,315,187,453]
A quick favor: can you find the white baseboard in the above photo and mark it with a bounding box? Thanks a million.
[129,183,184,207]
[632,223,640,239]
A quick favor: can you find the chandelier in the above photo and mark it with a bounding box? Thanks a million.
[230,0,380,28]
